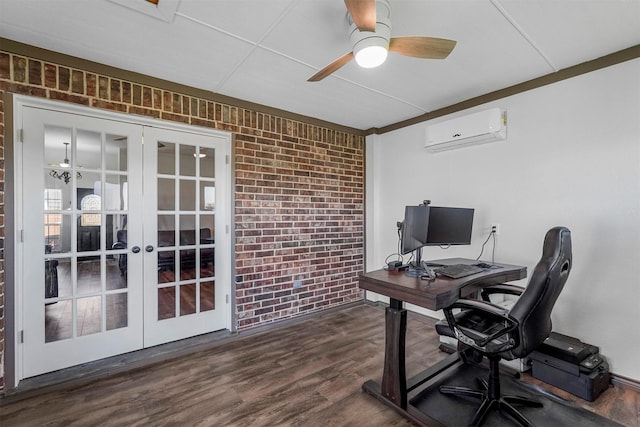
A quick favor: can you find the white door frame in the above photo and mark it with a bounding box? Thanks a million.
[10,95,234,387]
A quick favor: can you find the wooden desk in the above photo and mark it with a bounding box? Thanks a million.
[359,258,527,426]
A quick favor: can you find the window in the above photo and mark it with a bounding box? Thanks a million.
[44,189,63,249]
[80,194,102,227]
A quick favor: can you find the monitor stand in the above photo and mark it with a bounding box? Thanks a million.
[406,248,428,277]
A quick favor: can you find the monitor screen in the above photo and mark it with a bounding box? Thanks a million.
[400,205,430,255]
[425,206,474,246]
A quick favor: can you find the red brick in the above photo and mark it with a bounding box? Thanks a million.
[0,53,9,79]
[71,70,84,94]
[0,45,365,342]
[28,59,42,85]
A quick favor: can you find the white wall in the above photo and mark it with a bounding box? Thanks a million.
[365,58,640,380]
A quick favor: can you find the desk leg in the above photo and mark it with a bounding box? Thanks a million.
[381,298,407,409]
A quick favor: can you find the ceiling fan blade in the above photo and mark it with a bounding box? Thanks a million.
[389,36,457,59]
[307,52,354,82]
[344,0,376,32]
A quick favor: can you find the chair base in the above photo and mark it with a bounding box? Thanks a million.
[441,383,542,426]
[440,355,544,427]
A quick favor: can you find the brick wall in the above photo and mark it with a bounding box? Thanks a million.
[0,47,365,389]
[234,130,364,328]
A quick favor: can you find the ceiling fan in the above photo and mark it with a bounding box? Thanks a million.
[308,0,456,82]
[48,142,82,184]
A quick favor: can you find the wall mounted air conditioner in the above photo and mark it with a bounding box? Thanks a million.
[425,108,507,152]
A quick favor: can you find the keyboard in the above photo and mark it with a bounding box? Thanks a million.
[435,264,484,279]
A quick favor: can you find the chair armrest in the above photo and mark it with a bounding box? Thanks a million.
[444,299,518,350]
[112,242,127,250]
[480,283,524,302]
[448,298,509,317]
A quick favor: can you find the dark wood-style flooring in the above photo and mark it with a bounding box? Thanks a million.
[1,304,638,426]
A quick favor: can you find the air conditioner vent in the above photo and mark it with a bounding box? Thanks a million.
[425,108,507,152]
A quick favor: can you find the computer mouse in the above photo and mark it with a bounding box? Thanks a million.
[475,262,493,269]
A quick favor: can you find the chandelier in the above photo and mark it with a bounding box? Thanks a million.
[49,142,82,184]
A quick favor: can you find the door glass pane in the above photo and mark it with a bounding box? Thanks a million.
[158,229,175,248]
[106,252,127,291]
[44,177,72,212]
[45,212,73,254]
[200,281,215,312]
[200,249,215,279]
[180,249,196,280]
[158,214,175,232]
[54,258,72,298]
[179,179,196,211]
[79,195,101,226]
[158,250,175,284]
[77,130,102,170]
[105,134,128,172]
[77,217,100,254]
[180,284,197,316]
[200,215,214,236]
[158,141,175,175]
[105,174,126,211]
[44,125,72,168]
[77,296,102,336]
[45,299,72,342]
[180,145,197,177]
[106,293,127,330]
[200,182,215,211]
[158,178,175,210]
[77,256,102,294]
[200,214,215,279]
[158,286,176,320]
[106,214,127,251]
[78,171,102,252]
[179,215,196,245]
[79,172,101,209]
[44,258,60,300]
[43,214,61,246]
[199,147,215,178]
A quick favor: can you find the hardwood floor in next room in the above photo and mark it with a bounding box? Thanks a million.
[45,259,216,342]
[1,304,638,426]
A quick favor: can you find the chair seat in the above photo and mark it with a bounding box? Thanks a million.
[438,309,514,353]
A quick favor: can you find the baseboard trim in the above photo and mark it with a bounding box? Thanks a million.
[611,374,640,393]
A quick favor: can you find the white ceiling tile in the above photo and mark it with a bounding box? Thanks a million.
[497,0,640,69]
[260,0,353,69]
[1,0,637,130]
[175,0,294,42]
[219,47,425,129]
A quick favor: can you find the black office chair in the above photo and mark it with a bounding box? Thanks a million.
[438,226,572,426]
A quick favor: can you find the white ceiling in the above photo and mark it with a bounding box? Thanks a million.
[1,0,639,130]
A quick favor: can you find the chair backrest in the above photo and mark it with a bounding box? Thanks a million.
[509,226,572,358]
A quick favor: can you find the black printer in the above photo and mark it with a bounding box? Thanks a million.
[529,332,610,401]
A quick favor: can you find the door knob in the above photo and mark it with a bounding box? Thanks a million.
[131,246,141,253]
[145,245,154,252]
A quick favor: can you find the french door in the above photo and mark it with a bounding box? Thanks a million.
[142,127,229,346]
[17,100,231,379]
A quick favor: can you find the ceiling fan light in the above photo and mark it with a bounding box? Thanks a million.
[350,12,391,70]
[355,44,388,68]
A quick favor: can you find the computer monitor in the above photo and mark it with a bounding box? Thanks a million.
[400,205,430,256]
[425,206,474,246]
